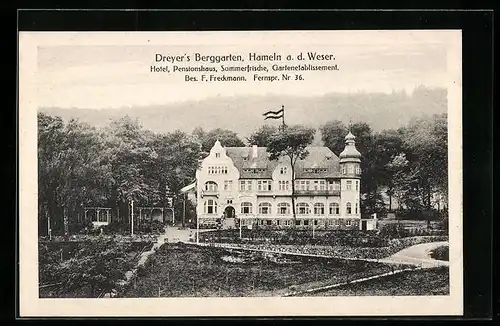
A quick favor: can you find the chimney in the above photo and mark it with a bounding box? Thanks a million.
[252,145,258,158]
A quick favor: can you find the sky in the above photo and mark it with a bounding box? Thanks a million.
[35,31,456,109]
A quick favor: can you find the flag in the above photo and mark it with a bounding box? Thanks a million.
[263,108,284,120]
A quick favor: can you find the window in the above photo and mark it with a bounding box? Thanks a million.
[257,180,272,191]
[334,181,341,190]
[266,220,272,226]
[346,220,352,226]
[227,199,233,204]
[239,180,252,191]
[346,202,352,215]
[295,220,301,226]
[285,220,290,226]
[355,180,359,191]
[296,203,310,215]
[204,181,218,192]
[329,203,340,215]
[280,167,287,174]
[204,200,217,214]
[356,166,361,174]
[241,202,253,214]
[208,166,227,174]
[279,180,290,191]
[215,152,220,158]
[276,220,280,226]
[348,165,354,174]
[314,203,325,215]
[319,180,326,191]
[259,203,271,215]
[303,220,309,226]
[224,180,233,191]
[277,203,290,215]
[346,180,352,190]
[355,202,358,214]
[342,166,347,175]
[313,180,319,190]
[306,180,311,190]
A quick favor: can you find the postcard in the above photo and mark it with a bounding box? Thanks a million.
[18,30,463,317]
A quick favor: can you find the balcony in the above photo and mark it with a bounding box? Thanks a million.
[294,189,341,196]
[201,190,219,197]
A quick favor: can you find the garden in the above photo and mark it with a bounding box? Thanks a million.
[196,228,448,260]
[39,238,154,298]
[120,243,403,298]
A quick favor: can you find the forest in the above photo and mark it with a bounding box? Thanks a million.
[38,111,448,236]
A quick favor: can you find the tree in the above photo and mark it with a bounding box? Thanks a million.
[247,125,279,146]
[400,113,448,211]
[152,130,201,226]
[319,120,348,155]
[192,127,245,153]
[103,116,158,222]
[38,113,111,235]
[266,125,315,227]
[371,129,405,211]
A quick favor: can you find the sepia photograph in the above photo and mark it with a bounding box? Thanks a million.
[19,30,463,316]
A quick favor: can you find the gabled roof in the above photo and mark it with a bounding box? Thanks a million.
[225,146,341,179]
[180,182,196,193]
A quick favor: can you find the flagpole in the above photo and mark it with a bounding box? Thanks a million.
[281,105,285,131]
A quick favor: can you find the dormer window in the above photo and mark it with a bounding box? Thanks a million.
[215,152,220,158]
[280,167,287,174]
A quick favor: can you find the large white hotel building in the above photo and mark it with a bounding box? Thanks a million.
[195,132,369,230]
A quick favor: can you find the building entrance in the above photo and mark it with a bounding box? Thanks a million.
[224,206,236,219]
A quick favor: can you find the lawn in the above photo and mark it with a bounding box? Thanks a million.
[121,243,403,298]
[302,266,450,296]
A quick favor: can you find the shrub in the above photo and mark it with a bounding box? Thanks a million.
[429,246,449,261]
[103,221,130,235]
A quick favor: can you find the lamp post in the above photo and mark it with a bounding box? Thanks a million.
[196,214,199,244]
[239,216,242,240]
[46,209,52,241]
[183,193,186,228]
[131,200,134,236]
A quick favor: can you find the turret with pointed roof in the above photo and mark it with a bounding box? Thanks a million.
[339,131,362,164]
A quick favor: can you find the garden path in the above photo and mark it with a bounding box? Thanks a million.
[378,241,449,268]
